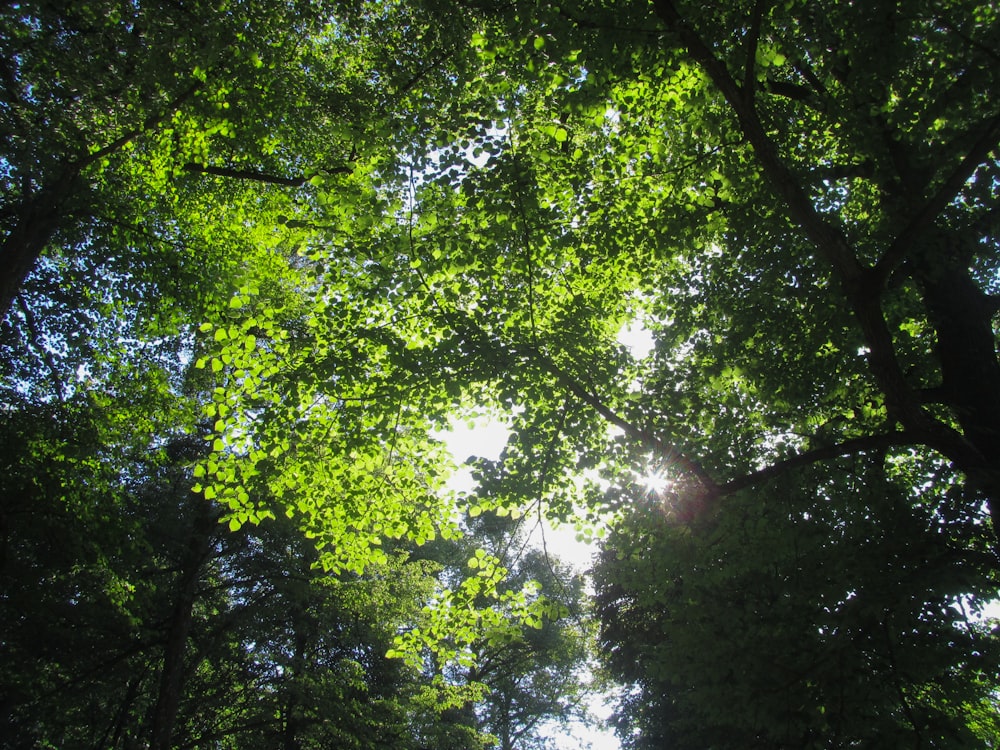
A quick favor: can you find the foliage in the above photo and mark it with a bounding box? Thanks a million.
[405,510,597,750]
[3,0,1000,747]
[593,460,1000,748]
[0,387,456,750]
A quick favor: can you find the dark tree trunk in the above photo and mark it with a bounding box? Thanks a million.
[0,171,79,321]
[919,254,1000,542]
[148,499,218,750]
[281,634,308,750]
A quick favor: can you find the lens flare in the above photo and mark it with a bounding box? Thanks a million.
[643,468,671,495]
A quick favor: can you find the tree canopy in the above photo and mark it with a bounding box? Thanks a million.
[2,0,999,748]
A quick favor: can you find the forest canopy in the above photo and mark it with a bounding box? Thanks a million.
[2,0,999,748]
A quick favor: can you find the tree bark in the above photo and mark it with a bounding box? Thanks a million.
[0,170,80,321]
[918,251,1000,537]
[148,498,218,750]
[0,81,201,322]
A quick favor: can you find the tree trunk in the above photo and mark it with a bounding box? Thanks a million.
[148,499,217,750]
[919,255,1000,544]
[0,171,80,322]
[281,632,308,750]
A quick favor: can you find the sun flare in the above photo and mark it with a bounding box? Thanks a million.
[642,469,672,495]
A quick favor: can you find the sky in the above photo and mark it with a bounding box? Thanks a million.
[432,323,656,750]
[437,416,621,750]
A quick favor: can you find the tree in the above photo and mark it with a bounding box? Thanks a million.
[3,0,1000,746]
[381,0,1000,533]
[0,382,462,750]
[593,461,1000,748]
[0,389,212,749]
[165,0,1000,735]
[0,0,516,648]
[171,520,441,750]
[331,0,999,743]
[411,510,596,750]
[472,549,593,750]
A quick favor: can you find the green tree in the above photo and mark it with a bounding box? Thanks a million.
[4,0,1000,745]
[381,0,1000,534]
[0,0,515,653]
[593,460,1000,748]
[403,509,596,750]
[171,521,440,750]
[0,386,455,750]
[349,0,1000,743]
[0,392,212,749]
[471,549,593,750]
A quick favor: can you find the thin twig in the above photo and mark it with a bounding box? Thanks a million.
[181,163,351,187]
[15,294,65,402]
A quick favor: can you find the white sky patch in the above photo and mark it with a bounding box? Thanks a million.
[440,416,511,461]
[435,416,602,573]
[435,418,622,749]
[529,515,598,575]
[617,320,655,359]
[550,690,621,750]
[433,414,511,494]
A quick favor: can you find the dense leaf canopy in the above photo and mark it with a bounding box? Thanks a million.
[2,0,1000,747]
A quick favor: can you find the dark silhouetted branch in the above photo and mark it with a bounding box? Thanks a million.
[181,163,351,187]
[874,112,1000,284]
[520,344,720,495]
[719,432,917,496]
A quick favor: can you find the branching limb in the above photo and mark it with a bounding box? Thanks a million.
[651,0,865,285]
[180,163,351,187]
[873,111,1000,285]
[554,5,666,36]
[392,48,454,102]
[792,58,829,101]
[719,432,917,496]
[742,0,767,99]
[518,344,720,495]
[15,294,64,402]
[934,12,1000,65]
[651,0,939,440]
[78,82,203,170]
[0,168,80,320]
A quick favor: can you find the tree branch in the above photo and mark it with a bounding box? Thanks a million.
[651,0,865,285]
[554,6,666,36]
[766,79,814,103]
[792,58,829,101]
[15,294,65,401]
[519,344,720,495]
[180,163,351,187]
[719,432,917,496]
[0,81,207,320]
[392,48,455,102]
[742,0,767,98]
[0,168,80,321]
[78,81,204,170]
[934,12,1000,65]
[873,111,1000,285]
[650,0,932,435]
